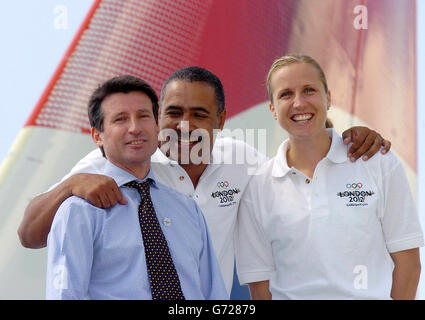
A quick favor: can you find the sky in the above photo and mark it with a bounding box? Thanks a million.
[0,0,424,297]
[0,0,92,162]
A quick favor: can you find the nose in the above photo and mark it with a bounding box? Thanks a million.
[128,116,142,135]
[176,119,190,135]
[293,92,306,109]
[176,112,193,133]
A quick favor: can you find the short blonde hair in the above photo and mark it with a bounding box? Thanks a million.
[266,54,328,104]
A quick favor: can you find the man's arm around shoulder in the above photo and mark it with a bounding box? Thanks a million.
[18,173,125,249]
[18,177,75,249]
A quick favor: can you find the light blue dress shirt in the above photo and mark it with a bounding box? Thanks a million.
[46,160,228,300]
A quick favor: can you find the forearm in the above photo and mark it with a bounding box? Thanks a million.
[391,264,421,300]
[18,178,73,249]
[248,281,272,300]
[390,249,421,300]
[18,172,125,249]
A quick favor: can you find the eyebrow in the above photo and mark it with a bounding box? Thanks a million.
[276,88,292,96]
[111,111,127,118]
[165,105,211,114]
[112,109,151,117]
[277,83,318,93]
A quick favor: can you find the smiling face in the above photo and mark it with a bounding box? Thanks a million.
[92,91,159,175]
[158,80,226,165]
[269,62,331,140]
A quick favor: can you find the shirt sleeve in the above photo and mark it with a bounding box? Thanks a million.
[235,178,275,285]
[46,198,98,299]
[196,204,229,300]
[236,139,269,175]
[47,148,106,192]
[379,154,424,253]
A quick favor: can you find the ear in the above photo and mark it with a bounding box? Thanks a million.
[217,108,227,130]
[154,121,160,136]
[269,103,277,120]
[91,127,104,148]
[326,90,332,110]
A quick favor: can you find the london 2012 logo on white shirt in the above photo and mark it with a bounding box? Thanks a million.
[336,182,375,207]
[211,181,241,207]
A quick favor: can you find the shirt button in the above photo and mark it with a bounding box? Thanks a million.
[305,179,311,184]
[179,176,184,181]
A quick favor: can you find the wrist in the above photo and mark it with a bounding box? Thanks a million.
[62,174,79,198]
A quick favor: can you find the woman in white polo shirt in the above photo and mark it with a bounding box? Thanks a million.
[235,54,423,300]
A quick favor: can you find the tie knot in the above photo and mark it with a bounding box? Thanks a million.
[124,179,151,195]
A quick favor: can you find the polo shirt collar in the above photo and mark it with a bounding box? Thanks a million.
[271,128,348,178]
[271,140,292,178]
[326,128,349,164]
[103,160,158,189]
[151,147,178,166]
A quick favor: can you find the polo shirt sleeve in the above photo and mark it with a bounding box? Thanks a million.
[379,153,424,253]
[238,139,269,174]
[235,178,275,285]
[47,148,106,192]
[46,198,99,299]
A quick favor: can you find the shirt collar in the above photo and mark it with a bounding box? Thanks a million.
[271,139,292,178]
[151,147,174,165]
[103,160,158,189]
[326,128,349,164]
[272,128,348,178]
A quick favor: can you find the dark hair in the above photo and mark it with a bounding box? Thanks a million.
[88,75,159,132]
[160,66,225,114]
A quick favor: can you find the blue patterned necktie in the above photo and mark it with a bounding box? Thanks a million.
[125,179,185,300]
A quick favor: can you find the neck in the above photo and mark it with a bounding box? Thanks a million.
[286,129,331,179]
[158,144,212,189]
[110,159,151,181]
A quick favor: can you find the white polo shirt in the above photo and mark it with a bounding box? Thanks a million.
[235,129,424,299]
[57,137,268,295]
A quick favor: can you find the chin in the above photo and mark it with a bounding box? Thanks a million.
[291,128,326,140]
[127,150,153,163]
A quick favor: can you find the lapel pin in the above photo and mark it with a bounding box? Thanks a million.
[163,217,171,227]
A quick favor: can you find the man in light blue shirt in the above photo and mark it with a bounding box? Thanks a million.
[46,75,227,299]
